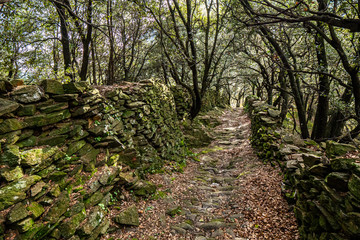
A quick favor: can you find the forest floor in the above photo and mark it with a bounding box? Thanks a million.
[104,108,299,240]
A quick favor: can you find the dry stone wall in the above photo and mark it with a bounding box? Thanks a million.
[246,97,360,240]
[0,79,185,240]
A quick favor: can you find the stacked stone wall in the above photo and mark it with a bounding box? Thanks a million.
[0,79,184,240]
[246,97,360,240]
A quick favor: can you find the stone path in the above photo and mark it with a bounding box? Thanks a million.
[173,110,251,239]
[106,108,298,239]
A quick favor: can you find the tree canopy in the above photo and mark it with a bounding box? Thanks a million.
[1,0,359,141]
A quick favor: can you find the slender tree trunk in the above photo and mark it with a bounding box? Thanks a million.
[312,1,330,140]
[184,0,201,119]
[91,35,97,85]
[79,0,93,82]
[107,0,115,84]
[278,70,289,122]
[54,1,73,80]
[266,87,273,105]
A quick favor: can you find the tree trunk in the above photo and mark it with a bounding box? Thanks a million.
[79,0,93,82]
[107,0,115,84]
[326,88,352,138]
[91,35,97,85]
[54,1,73,80]
[312,1,330,140]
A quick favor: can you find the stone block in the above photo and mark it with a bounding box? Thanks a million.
[0,166,23,182]
[7,202,29,223]
[40,80,64,95]
[16,104,36,116]
[0,145,20,166]
[349,174,360,200]
[113,205,139,226]
[0,98,19,116]
[43,192,70,223]
[326,140,356,157]
[11,85,45,103]
[0,118,26,134]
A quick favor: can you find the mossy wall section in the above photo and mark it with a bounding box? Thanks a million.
[0,79,184,240]
[246,97,360,240]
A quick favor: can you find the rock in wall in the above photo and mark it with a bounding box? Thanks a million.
[0,79,185,239]
[246,97,360,240]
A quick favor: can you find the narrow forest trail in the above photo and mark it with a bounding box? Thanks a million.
[106,108,299,240]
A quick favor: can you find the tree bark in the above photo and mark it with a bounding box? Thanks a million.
[53,0,73,80]
[79,0,93,82]
[311,1,330,140]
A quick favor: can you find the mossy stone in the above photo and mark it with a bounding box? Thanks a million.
[16,135,37,148]
[331,158,357,171]
[349,174,360,200]
[88,217,110,240]
[0,166,23,182]
[98,166,119,185]
[113,205,139,226]
[122,110,135,119]
[302,153,322,168]
[50,228,61,239]
[17,129,34,141]
[79,206,105,235]
[325,172,350,192]
[63,82,88,94]
[130,180,156,197]
[17,217,34,232]
[49,184,61,197]
[85,191,104,208]
[0,98,20,116]
[52,93,78,102]
[16,104,36,116]
[60,210,86,238]
[44,192,70,223]
[40,80,64,95]
[67,140,86,156]
[166,206,182,217]
[309,164,329,177]
[20,147,58,167]
[326,140,356,157]
[23,109,71,127]
[11,85,44,104]
[0,175,41,210]
[0,130,21,145]
[127,101,145,108]
[49,171,68,182]
[30,181,46,197]
[267,108,280,118]
[8,202,29,223]
[37,134,68,146]
[0,145,20,166]
[27,201,45,218]
[118,171,139,186]
[77,144,99,172]
[39,102,68,114]
[116,148,138,168]
[66,202,85,217]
